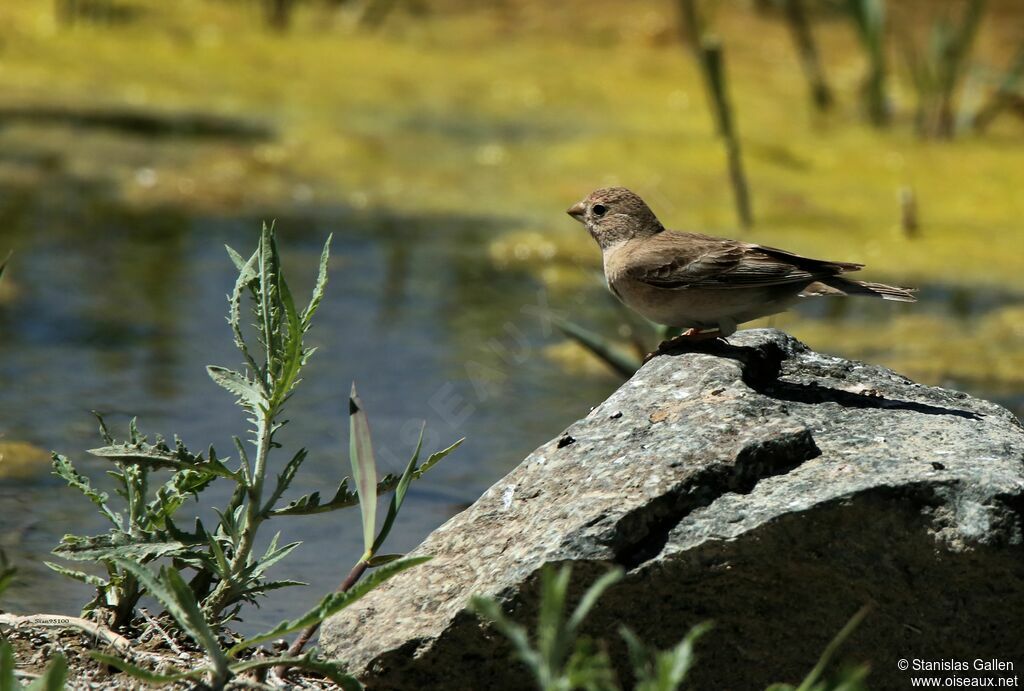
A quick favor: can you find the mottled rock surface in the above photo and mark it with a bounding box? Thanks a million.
[321,329,1024,689]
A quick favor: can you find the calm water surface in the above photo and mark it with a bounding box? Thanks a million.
[0,210,621,631]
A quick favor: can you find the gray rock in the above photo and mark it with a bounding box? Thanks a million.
[321,329,1024,689]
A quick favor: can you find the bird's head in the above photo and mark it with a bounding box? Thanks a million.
[567,187,664,249]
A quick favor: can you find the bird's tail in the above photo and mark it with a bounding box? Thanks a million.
[801,278,917,302]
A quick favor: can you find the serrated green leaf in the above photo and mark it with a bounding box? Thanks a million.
[302,235,332,329]
[229,555,430,655]
[112,559,229,677]
[44,562,107,587]
[88,439,238,480]
[270,467,428,517]
[413,437,463,480]
[53,534,188,562]
[261,448,307,517]
[269,271,305,409]
[348,384,377,557]
[51,454,121,528]
[207,366,265,409]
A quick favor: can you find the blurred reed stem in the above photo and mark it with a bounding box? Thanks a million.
[847,0,890,126]
[972,45,1024,132]
[902,0,986,138]
[782,0,833,112]
[678,0,754,229]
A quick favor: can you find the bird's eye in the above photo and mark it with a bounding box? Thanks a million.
[592,204,608,217]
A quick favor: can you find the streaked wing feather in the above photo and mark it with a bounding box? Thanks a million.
[626,232,861,290]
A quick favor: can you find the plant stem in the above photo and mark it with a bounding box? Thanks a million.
[203,414,273,619]
[283,559,370,662]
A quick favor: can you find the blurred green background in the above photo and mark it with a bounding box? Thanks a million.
[0,0,1021,630]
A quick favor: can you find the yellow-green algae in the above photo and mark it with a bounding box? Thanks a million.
[0,440,50,480]
[0,0,1022,389]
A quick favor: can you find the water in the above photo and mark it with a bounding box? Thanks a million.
[0,210,620,631]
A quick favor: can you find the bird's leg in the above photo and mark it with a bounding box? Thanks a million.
[644,328,724,363]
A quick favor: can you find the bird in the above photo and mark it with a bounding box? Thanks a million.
[567,187,915,348]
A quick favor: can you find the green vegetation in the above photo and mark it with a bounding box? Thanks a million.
[0,640,67,691]
[472,564,870,691]
[44,227,459,688]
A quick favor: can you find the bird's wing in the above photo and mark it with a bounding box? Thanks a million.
[621,231,863,290]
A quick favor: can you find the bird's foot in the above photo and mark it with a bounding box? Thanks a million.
[643,328,724,363]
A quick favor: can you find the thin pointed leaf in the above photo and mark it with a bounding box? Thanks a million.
[567,567,624,633]
[261,448,308,516]
[250,537,301,578]
[229,555,430,654]
[25,655,67,691]
[538,566,572,667]
[0,252,9,284]
[470,597,545,680]
[552,316,640,379]
[348,384,377,556]
[92,411,114,445]
[365,553,404,567]
[1,641,16,691]
[795,606,871,691]
[229,652,360,690]
[224,245,250,273]
[89,653,201,685]
[371,424,424,553]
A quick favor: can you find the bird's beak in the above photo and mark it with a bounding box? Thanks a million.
[566,201,586,222]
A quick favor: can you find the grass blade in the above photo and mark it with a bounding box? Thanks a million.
[88,653,200,685]
[566,567,623,633]
[371,423,423,553]
[552,316,640,379]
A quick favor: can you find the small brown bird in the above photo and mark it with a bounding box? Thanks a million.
[567,187,915,341]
